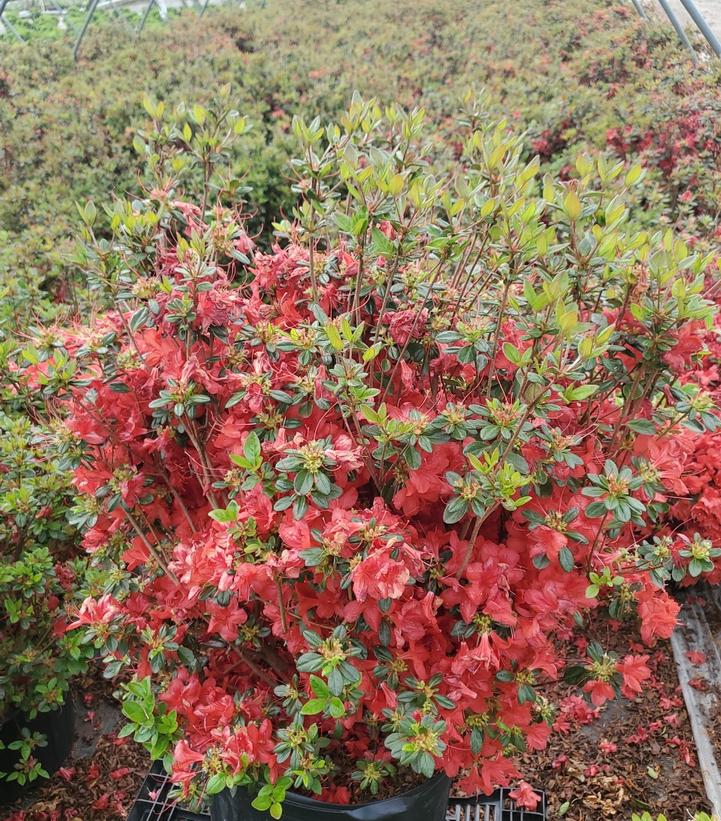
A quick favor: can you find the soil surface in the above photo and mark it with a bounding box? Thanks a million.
[521,618,712,820]
[0,672,148,821]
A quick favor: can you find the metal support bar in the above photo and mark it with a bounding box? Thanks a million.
[670,604,721,818]
[2,15,24,41]
[113,1,139,35]
[678,0,721,56]
[102,0,134,36]
[630,0,647,18]
[0,0,11,31]
[658,0,699,63]
[137,0,154,32]
[0,0,26,42]
[73,0,100,60]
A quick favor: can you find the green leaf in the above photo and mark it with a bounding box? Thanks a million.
[417,751,435,778]
[563,190,582,221]
[122,702,147,724]
[270,390,293,404]
[625,164,643,186]
[443,497,468,524]
[294,470,314,496]
[565,384,598,402]
[309,675,330,698]
[244,432,262,469]
[300,698,326,715]
[326,324,344,351]
[314,471,331,495]
[532,553,550,570]
[559,547,575,572]
[585,500,608,518]
[226,392,245,409]
[689,558,705,577]
[502,343,522,365]
[252,795,272,812]
[564,665,589,685]
[627,419,656,435]
[372,227,395,257]
[335,213,354,234]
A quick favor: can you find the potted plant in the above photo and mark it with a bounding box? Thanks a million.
[0,409,89,799]
[54,96,721,819]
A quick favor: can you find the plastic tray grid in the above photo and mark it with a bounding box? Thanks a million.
[127,764,207,821]
[129,763,547,821]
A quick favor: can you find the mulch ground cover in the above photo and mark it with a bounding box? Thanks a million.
[0,671,148,821]
[521,616,712,819]
[1,615,714,820]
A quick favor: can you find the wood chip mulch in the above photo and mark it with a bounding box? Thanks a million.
[520,618,713,819]
[0,672,148,821]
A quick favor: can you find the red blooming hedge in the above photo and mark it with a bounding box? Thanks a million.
[48,99,721,812]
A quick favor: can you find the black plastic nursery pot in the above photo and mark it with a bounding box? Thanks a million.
[0,696,75,805]
[130,763,547,821]
[210,774,453,821]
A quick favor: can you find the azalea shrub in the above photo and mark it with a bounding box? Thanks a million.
[3,0,721,338]
[49,98,721,812]
[605,87,721,241]
[0,407,90,785]
[666,318,721,581]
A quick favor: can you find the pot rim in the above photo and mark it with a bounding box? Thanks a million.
[1,697,71,731]
[249,771,451,811]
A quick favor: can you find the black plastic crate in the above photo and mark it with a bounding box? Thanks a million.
[129,763,547,821]
[127,763,207,821]
[448,789,547,820]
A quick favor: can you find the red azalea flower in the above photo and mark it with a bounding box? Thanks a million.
[583,679,616,707]
[171,741,205,791]
[617,654,651,699]
[509,781,541,810]
[351,550,410,602]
